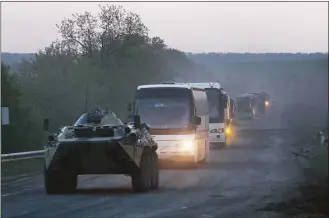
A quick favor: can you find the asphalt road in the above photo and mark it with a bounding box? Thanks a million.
[1,104,328,218]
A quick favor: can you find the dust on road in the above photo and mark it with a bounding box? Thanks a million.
[1,105,328,218]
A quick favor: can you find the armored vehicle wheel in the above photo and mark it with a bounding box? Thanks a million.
[131,150,152,193]
[144,154,152,189]
[44,167,77,194]
[150,151,159,190]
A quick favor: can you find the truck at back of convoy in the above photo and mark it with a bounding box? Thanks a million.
[235,93,257,120]
[248,92,270,115]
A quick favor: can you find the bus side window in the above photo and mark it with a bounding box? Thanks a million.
[222,96,228,108]
[192,89,208,116]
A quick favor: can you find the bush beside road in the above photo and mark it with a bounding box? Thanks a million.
[1,158,44,181]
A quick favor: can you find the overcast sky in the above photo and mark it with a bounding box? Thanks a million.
[1,1,328,53]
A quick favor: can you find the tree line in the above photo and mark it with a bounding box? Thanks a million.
[3,4,327,154]
[3,52,328,67]
[1,4,211,153]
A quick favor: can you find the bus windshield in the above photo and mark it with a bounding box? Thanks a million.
[205,88,224,123]
[135,88,193,129]
[236,98,252,112]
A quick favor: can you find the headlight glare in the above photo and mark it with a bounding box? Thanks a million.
[182,141,193,149]
[177,140,197,151]
[225,127,231,135]
[265,101,269,106]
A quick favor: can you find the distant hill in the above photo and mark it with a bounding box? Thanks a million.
[1,52,328,68]
[186,52,328,64]
[1,52,36,66]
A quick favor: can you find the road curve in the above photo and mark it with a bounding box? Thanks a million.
[1,105,326,218]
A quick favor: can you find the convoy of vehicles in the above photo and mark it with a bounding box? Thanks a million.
[43,81,271,193]
[129,82,209,166]
[188,82,231,147]
[44,108,159,194]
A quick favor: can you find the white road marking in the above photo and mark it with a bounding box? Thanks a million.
[2,188,31,197]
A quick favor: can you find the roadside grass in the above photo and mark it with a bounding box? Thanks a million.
[264,127,329,218]
[1,157,44,180]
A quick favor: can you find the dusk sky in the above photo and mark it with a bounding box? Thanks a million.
[1,1,328,53]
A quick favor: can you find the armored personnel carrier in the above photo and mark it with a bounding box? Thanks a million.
[44,108,159,194]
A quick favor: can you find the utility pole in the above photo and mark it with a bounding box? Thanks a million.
[84,78,89,113]
[84,58,91,113]
[1,107,9,125]
[322,108,329,136]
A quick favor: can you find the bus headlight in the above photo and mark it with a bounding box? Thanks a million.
[265,101,269,107]
[225,127,231,135]
[182,141,193,149]
[179,140,197,151]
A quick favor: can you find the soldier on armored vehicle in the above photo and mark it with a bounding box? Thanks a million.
[44,108,159,194]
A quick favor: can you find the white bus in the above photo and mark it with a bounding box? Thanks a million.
[189,82,231,147]
[130,83,209,165]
